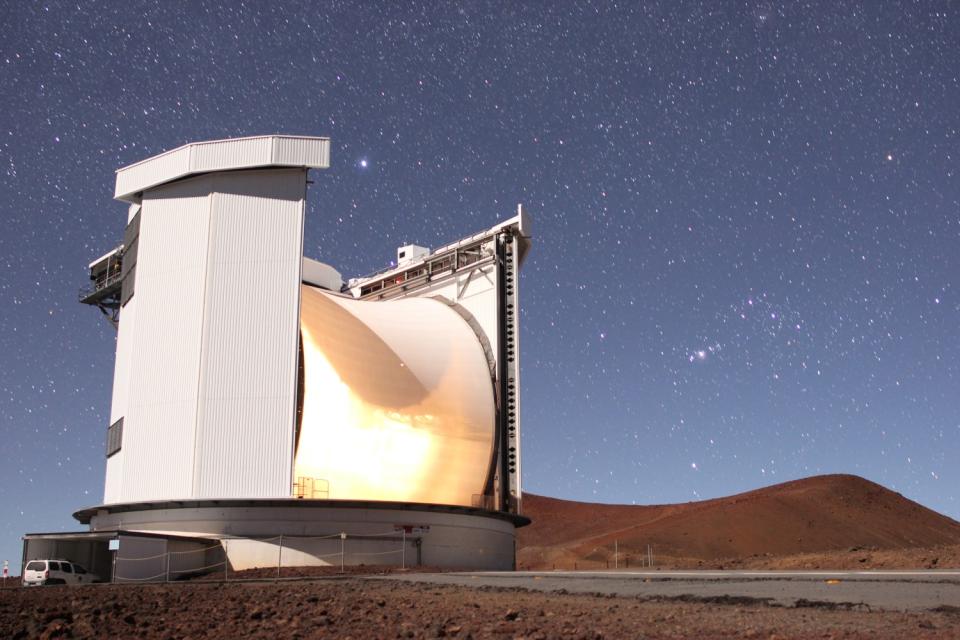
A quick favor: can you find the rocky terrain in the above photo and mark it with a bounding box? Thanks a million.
[3,576,960,639]
[7,474,960,638]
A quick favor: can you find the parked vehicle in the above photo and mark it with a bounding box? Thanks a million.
[23,559,100,586]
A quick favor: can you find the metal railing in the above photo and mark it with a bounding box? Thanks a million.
[293,477,329,499]
[78,268,124,302]
[356,240,492,299]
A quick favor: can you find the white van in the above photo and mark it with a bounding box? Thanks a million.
[23,559,99,586]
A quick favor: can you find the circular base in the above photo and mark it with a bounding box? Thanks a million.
[79,499,527,571]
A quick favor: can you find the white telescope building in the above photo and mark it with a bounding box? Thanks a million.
[23,135,530,579]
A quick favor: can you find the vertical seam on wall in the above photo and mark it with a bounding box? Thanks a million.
[190,175,216,498]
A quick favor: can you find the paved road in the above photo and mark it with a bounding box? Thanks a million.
[378,570,960,612]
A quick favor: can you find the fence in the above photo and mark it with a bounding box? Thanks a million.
[523,542,655,572]
[111,531,420,584]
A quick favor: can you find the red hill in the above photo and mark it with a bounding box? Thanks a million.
[517,474,960,569]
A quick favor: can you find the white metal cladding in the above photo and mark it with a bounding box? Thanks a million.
[117,176,214,503]
[273,136,331,168]
[114,136,330,203]
[410,263,500,361]
[189,136,273,171]
[103,292,136,503]
[191,169,305,499]
[115,146,192,204]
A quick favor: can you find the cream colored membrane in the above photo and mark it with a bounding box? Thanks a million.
[296,285,496,506]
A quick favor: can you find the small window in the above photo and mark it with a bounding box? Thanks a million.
[74,565,87,574]
[106,418,123,457]
[62,563,73,573]
[25,561,45,571]
[48,561,61,571]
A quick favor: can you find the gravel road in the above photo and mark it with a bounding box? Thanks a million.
[380,570,960,612]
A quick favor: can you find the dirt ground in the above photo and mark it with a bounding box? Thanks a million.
[3,575,959,639]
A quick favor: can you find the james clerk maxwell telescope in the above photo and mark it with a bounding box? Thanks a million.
[23,136,530,580]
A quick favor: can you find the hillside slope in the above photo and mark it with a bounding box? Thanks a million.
[517,474,960,568]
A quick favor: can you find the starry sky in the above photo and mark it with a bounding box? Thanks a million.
[2,2,958,568]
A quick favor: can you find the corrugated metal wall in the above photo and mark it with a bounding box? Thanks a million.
[108,169,305,503]
[103,293,135,503]
[104,204,142,502]
[114,136,330,202]
[190,136,273,170]
[273,136,330,167]
[119,176,214,502]
[192,169,304,499]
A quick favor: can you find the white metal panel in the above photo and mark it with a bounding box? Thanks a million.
[189,136,273,172]
[103,293,137,504]
[114,136,330,202]
[396,264,500,363]
[114,146,192,203]
[273,136,331,168]
[120,176,213,502]
[109,295,136,426]
[191,169,305,499]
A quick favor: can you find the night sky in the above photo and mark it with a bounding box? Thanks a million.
[2,2,958,568]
